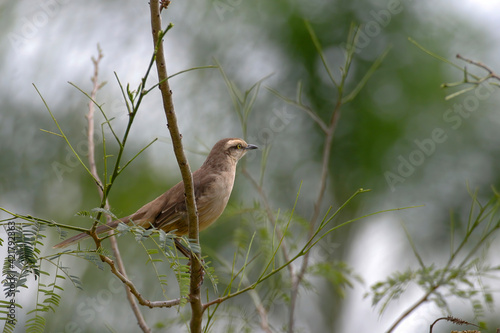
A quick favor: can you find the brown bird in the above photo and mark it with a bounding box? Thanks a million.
[54,138,258,249]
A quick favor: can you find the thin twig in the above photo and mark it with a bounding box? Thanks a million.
[242,169,293,270]
[87,46,104,186]
[0,208,90,233]
[149,1,203,332]
[387,286,438,333]
[200,191,411,314]
[240,170,285,332]
[429,316,477,333]
[265,86,329,133]
[456,54,500,81]
[86,220,182,310]
[287,21,356,333]
[86,46,151,332]
[254,299,272,333]
[99,252,181,308]
[388,195,500,332]
[288,106,339,333]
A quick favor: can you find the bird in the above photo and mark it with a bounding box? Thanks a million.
[53,138,258,249]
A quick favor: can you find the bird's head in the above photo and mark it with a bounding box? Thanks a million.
[205,138,258,166]
[221,138,258,162]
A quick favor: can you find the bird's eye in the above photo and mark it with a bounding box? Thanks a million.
[236,144,242,149]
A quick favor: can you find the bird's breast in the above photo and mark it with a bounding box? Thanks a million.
[197,170,236,230]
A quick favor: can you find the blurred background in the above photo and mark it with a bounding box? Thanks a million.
[1,0,500,332]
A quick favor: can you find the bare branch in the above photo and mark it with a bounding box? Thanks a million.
[456,53,500,81]
[86,46,151,333]
[429,316,478,333]
[288,22,358,333]
[149,1,203,331]
[99,251,181,309]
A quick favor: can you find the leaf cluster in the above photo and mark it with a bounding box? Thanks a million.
[368,188,500,329]
[1,220,85,332]
[2,222,43,297]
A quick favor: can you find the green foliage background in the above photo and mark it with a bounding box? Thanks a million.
[1,0,500,332]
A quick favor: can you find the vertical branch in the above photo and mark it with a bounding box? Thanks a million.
[287,22,354,333]
[86,47,151,333]
[250,290,273,333]
[287,103,340,333]
[149,1,203,332]
[87,47,103,179]
[285,24,386,330]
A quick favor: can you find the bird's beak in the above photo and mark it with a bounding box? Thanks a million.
[246,144,258,150]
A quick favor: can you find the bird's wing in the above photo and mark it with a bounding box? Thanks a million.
[154,204,187,234]
[153,181,188,234]
[153,171,219,235]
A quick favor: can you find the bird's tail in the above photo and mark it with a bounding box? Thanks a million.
[53,219,122,249]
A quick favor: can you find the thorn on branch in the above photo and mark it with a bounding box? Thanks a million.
[160,0,171,12]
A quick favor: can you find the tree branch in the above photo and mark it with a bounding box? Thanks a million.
[86,46,151,333]
[288,109,338,333]
[456,53,500,81]
[149,2,203,332]
[287,21,354,333]
[99,251,181,309]
[386,285,438,333]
